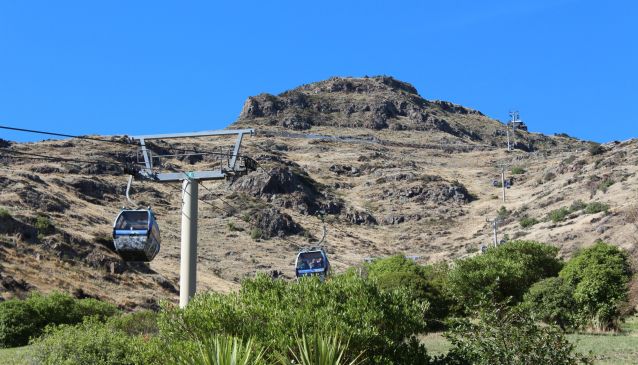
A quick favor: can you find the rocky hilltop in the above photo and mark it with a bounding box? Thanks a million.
[0,76,636,308]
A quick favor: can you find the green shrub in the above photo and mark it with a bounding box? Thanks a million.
[522,277,577,330]
[0,300,41,347]
[34,215,54,235]
[597,179,615,193]
[560,242,632,330]
[0,292,119,348]
[107,310,159,337]
[366,256,452,329]
[584,202,609,214]
[519,217,539,228]
[548,207,571,223]
[227,221,244,232]
[569,200,587,212]
[0,208,10,219]
[443,305,590,365]
[157,273,429,364]
[250,228,263,240]
[497,206,509,220]
[511,166,526,175]
[29,318,145,365]
[447,241,563,308]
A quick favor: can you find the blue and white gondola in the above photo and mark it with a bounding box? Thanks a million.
[295,248,330,280]
[112,209,160,262]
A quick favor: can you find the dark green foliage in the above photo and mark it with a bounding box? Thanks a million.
[157,273,429,364]
[0,292,119,348]
[108,310,159,337]
[250,228,263,240]
[597,179,615,193]
[447,241,563,308]
[560,242,632,330]
[34,215,54,235]
[549,207,571,223]
[569,200,587,212]
[29,318,145,365]
[443,305,591,365]
[588,144,606,156]
[497,206,509,220]
[510,166,526,175]
[366,256,452,329]
[0,208,10,218]
[584,202,609,214]
[522,277,577,330]
[519,217,539,228]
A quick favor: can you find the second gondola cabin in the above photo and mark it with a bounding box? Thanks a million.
[295,248,330,280]
[112,209,160,262]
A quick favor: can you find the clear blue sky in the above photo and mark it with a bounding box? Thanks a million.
[1,1,636,143]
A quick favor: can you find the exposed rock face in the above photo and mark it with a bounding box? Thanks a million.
[343,208,377,225]
[381,180,473,204]
[235,76,588,152]
[252,207,303,238]
[237,76,491,142]
[233,166,343,215]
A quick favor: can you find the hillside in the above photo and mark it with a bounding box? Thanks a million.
[1,76,636,308]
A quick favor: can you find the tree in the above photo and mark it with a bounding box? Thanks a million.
[559,242,632,330]
[447,241,563,309]
[522,277,577,330]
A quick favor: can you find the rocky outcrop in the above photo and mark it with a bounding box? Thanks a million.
[343,208,377,225]
[233,166,343,215]
[381,180,473,204]
[251,207,303,238]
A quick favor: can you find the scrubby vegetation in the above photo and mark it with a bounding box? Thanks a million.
[511,166,526,175]
[519,216,539,228]
[447,241,563,308]
[1,240,631,364]
[0,292,119,348]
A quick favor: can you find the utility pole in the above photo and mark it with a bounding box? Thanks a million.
[506,127,511,152]
[486,218,501,247]
[180,178,198,307]
[501,167,506,203]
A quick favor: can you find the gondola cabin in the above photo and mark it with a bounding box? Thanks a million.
[112,209,160,262]
[295,248,330,280]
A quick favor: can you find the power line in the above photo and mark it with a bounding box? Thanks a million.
[0,125,135,146]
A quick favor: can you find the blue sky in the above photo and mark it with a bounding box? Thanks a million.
[0,1,636,143]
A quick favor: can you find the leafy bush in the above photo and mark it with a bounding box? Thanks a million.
[569,200,587,212]
[584,202,609,214]
[447,241,562,308]
[544,172,556,182]
[519,217,539,228]
[107,310,159,337]
[597,179,615,193]
[511,166,526,175]
[0,207,10,219]
[549,207,571,223]
[0,292,119,347]
[157,273,429,364]
[522,277,577,330]
[34,215,54,235]
[250,228,263,240]
[29,318,145,365]
[443,305,590,365]
[366,256,452,329]
[560,242,632,330]
[496,206,509,220]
